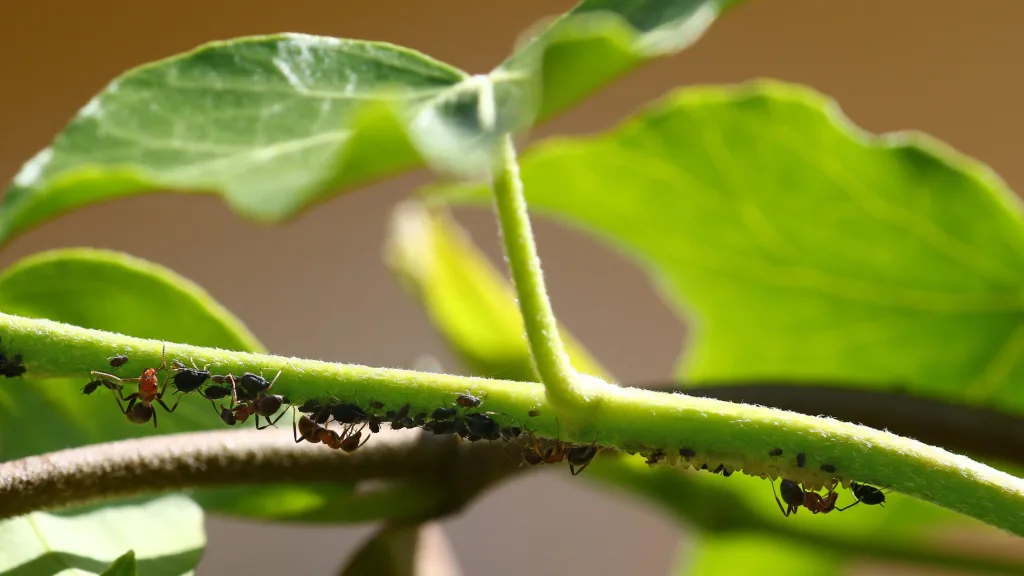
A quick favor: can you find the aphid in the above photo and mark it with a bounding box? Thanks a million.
[431,407,457,421]
[769,448,783,457]
[399,417,416,429]
[678,447,696,460]
[200,385,232,401]
[820,463,836,474]
[796,452,806,467]
[332,403,368,425]
[91,343,179,427]
[369,400,385,410]
[297,399,323,414]
[82,378,120,395]
[721,468,734,478]
[170,358,211,395]
[836,482,889,511]
[0,338,27,378]
[712,464,725,475]
[464,413,500,440]
[455,393,483,408]
[527,409,541,418]
[645,449,666,466]
[413,412,427,426]
[454,418,470,439]
[426,420,456,435]
[390,404,411,427]
[233,371,281,403]
[367,413,384,434]
[108,355,130,370]
[566,442,600,476]
[314,405,333,425]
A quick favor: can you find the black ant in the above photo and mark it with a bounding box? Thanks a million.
[108,354,129,370]
[91,343,178,428]
[836,481,889,511]
[223,371,288,429]
[292,409,369,452]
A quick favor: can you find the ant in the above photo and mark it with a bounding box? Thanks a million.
[220,371,288,429]
[566,438,600,476]
[292,409,369,452]
[771,478,839,517]
[836,481,889,511]
[91,343,179,428]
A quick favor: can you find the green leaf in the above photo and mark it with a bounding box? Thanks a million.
[100,551,138,576]
[0,495,203,576]
[676,534,841,576]
[385,201,612,382]
[0,249,352,522]
[424,80,1024,413]
[1,0,743,246]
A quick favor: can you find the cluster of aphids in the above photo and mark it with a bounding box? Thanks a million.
[82,345,289,430]
[290,394,601,474]
[648,445,890,517]
[0,337,27,378]
[79,345,602,473]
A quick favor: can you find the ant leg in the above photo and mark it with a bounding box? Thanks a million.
[835,501,860,512]
[770,479,793,517]
[152,408,158,429]
[155,394,181,413]
[227,374,240,407]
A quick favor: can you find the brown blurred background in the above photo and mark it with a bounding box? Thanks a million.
[1,1,1022,574]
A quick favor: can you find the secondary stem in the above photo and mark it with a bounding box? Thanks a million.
[490,135,587,410]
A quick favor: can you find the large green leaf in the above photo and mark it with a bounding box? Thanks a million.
[0,0,743,246]
[382,200,1012,573]
[425,80,1024,413]
[0,249,354,522]
[0,495,204,576]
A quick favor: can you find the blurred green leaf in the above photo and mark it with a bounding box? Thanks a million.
[0,248,353,522]
[386,202,611,382]
[99,551,138,576]
[1,0,743,246]
[425,80,1024,413]
[676,534,841,575]
[0,495,203,576]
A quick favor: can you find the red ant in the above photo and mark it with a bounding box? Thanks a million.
[91,343,179,428]
[770,478,839,517]
[292,409,369,452]
[215,371,288,429]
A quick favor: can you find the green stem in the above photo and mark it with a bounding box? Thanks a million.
[490,135,588,411]
[2,312,1023,535]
